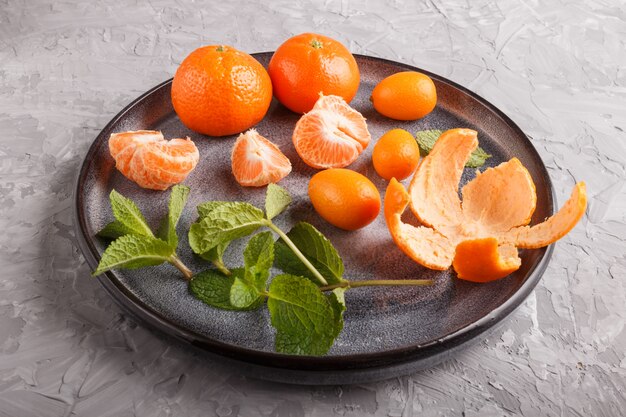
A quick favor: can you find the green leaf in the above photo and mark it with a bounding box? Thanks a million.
[190,268,263,311]
[265,184,292,220]
[414,129,492,168]
[198,241,229,264]
[327,288,346,340]
[109,190,154,237]
[188,203,265,254]
[274,222,345,285]
[414,129,443,157]
[243,231,274,288]
[96,221,133,239]
[230,275,264,309]
[197,201,236,219]
[267,274,339,355]
[157,185,190,248]
[466,146,492,168]
[93,234,174,276]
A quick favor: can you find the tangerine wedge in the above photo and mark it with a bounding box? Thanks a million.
[231,129,292,187]
[384,128,587,282]
[109,130,199,190]
[292,94,370,169]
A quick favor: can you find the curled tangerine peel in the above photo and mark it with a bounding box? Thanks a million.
[452,238,521,283]
[384,128,587,282]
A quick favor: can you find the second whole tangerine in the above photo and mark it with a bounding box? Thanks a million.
[372,129,420,181]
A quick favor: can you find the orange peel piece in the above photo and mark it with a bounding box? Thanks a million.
[452,238,521,282]
[384,178,454,270]
[384,128,587,282]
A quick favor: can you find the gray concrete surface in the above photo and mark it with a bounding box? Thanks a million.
[1,0,625,415]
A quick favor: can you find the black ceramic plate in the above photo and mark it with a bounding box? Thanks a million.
[74,53,554,385]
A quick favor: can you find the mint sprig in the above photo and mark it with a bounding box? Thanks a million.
[94,184,432,356]
[93,185,192,280]
[415,129,492,168]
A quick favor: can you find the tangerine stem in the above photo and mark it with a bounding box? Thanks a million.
[266,221,329,286]
[170,255,193,281]
[319,279,433,292]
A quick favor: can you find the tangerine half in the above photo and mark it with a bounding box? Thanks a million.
[292,94,370,169]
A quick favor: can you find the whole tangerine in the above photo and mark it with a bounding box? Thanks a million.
[372,128,420,181]
[268,33,360,114]
[371,71,437,120]
[308,168,380,231]
[171,45,272,137]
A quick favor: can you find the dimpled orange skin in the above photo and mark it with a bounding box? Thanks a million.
[372,129,421,181]
[268,33,360,114]
[371,71,437,121]
[171,45,272,137]
[308,169,381,231]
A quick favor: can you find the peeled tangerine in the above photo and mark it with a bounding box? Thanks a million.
[384,128,587,282]
[109,130,199,190]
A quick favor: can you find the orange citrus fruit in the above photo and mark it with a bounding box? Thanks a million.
[109,130,199,190]
[268,33,360,114]
[371,71,437,120]
[372,129,420,180]
[231,129,291,187]
[384,128,587,282]
[292,94,371,169]
[171,45,272,137]
[309,169,380,231]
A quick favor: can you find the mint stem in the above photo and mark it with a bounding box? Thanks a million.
[169,255,193,281]
[266,221,329,286]
[319,279,433,292]
[212,259,231,276]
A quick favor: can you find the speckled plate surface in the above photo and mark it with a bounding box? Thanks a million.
[74,53,554,385]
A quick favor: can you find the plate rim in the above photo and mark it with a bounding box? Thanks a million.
[73,52,555,373]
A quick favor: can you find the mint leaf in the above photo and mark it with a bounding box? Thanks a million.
[197,201,236,219]
[414,129,443,156]
[93,234,174,275]
[109,190,154,237]
[265,183,292,220]
[327,288,346,340]
[157,185,189,248]
[274,222,345,285]
[190,268,263,311]
[188,203,265,254]
[267,274,338,355]
[243,231,274,288]
[198,242,229,265]
[415,129,492,168]
[466,146,492,168]
[230,275,264,309]
[96,220,133,239]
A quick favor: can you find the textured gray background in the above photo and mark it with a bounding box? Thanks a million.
[1,0,625,416]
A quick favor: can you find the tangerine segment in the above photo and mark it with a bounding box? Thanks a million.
[231,129,292,187]
[384,178,453,270]
[452,238,521,282]
[501,182,587,249]
[293,94,370,169]
[409,128,478,237]
[109,130,199,190]
[461,158,537,236]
